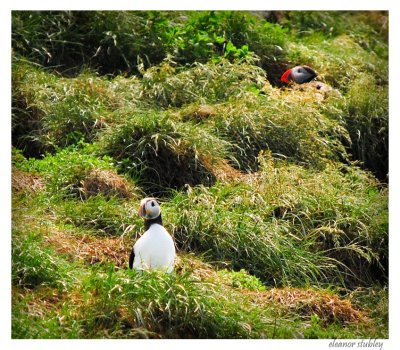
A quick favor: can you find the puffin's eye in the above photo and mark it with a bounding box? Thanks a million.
[151,201,155,207]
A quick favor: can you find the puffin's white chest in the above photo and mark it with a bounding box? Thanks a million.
[133,224,176,273]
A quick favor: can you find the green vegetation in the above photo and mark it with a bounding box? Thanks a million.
[167,154,387,288]
[12,11,388,339]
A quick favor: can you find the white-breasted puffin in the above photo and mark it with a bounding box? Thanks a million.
[281,65,318,84]
[129,198,176,273]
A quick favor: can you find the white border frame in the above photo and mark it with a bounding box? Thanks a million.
[2,2,399,350]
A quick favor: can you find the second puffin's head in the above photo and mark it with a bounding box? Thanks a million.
[138,197,161,220]
[281,65,317,84]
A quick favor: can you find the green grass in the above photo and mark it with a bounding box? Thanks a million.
[203,91,349,171]
[345,73,388,180]
[12,230,75,290]
[11,10,388,339]
[61,195,135,236]
[140,58,268,107]
[14,143,122,198]
[11,149,388,338]
[98,109,230,195]
[166,154,387,287]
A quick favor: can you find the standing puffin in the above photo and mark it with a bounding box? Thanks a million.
[281,65,317,84]
[129,198,175,273]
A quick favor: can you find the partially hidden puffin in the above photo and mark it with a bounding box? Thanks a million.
[281,65,318,84]
[129,198,176,273]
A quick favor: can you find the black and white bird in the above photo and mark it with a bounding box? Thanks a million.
[129,198,175,273]
[281,65,318,84]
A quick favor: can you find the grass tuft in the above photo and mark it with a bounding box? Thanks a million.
[205,91,350,171]
[166,153,387,287]
[12,230,75,290]
[345,73,388,180]
[140,58,268,108]
[99,110,230,196]
[249,287,367,325]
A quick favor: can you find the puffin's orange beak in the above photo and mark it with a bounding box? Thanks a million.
[138,203,146,218]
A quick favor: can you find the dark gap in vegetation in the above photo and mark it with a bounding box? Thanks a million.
[12,93,48,159]
[99,117,220,198]
[346,131,388,183]
[369,258,388,285]
[261,60,292,88]
[134,147,217,198]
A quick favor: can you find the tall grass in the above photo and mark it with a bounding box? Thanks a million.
[140,58,268,108]
[11,253,279,338]
[285,11,388,58]
[98,110,230,195]
[12,230,75,290]
[284,30,388,180]
[345,73,388,180]
[166,153,387,287]
[12,11,169,76]
[205,91,349,171]
[12,11,288,76]
[13,191,384,339]
[13,44,386,179]
[286,34,387,91]
[11,156,387,338]
[77,267,273,338]
[12,60,121,155]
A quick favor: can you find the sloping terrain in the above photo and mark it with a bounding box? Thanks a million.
[11,11,388,338]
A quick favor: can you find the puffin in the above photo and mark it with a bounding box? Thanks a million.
[281,65,317,84]
[129,197,176,273]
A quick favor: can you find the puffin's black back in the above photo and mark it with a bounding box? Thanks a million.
[299,66,317,83]
[129,249,135,269]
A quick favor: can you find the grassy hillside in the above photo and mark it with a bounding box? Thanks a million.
[11,11,388,339]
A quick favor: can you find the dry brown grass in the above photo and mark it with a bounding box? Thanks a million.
[44,229,132,268]
[80,168,136,199]
[12,286,64,321]
[12,168,45,193]
[273,81,341,103]
[175,254,219,281]
[245,287,367,325]
[182,104,217,123]
[201,158,244,183]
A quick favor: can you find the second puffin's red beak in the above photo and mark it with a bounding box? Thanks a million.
[281,69,292,84]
